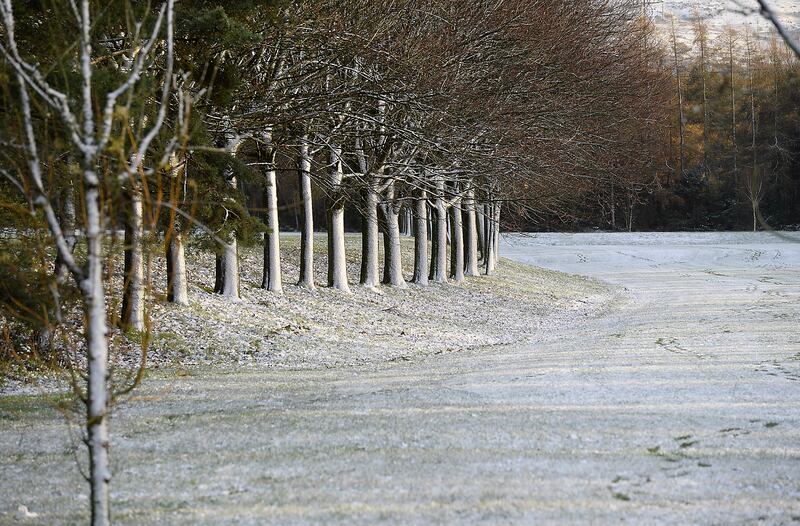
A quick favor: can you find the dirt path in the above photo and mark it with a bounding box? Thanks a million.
[1,232,799,525]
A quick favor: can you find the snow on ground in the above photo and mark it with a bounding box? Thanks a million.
[143,234,608,370]
[1,232,799,524]
[0,234,608,395]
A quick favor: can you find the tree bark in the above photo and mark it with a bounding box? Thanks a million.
[166,152,189,305]
[297,135,315,290]
[121,189,145,331]
[381,182,406,288]
[83,171,111,526]
[412,189,429,285]
[400,205,413,236]
[215,136,242,299]
[449,189,464,283]
[261,130,282,292]
[493,202,501,267]
[429,179,448,283]
[327,144,350,292]
[360,180,381,288]
[484,203,496,275]
[463,187,479,277]
[476,200,486,262]
[166,232,189,305]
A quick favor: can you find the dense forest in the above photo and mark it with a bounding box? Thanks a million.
[522,11,800,232]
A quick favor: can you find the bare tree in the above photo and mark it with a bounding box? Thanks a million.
[0,1,184,524]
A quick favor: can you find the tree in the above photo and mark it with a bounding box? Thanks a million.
[0,1,187,523]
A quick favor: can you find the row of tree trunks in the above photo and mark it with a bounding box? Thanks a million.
[158,152,500,301]
[400,206,413,237]
[484,201,501,274]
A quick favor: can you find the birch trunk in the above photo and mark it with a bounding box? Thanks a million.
[83,171,111,526]
[327,144,350,292]
[449,191,464,283]
[297,135,315,290]
[412,189,429,285]
[381,184,406,288]
[121,190,144,331]
[261,130,282,292]
[166,232,188,305]
[463,187,479,277]
[360,182,380,288]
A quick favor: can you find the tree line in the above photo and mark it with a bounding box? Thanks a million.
[522,8,800,232]
[0,1,676,524]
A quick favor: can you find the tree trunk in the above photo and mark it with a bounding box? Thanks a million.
[261,133,282,292]
[400,205,413,236]
[39,184,77,352]
[360,181,380,288]
[746,36,759,232]
[166,152,189,305]
[412,189,429,286]
[484,203,496,275]
[121,190,144,331]
[215,241,239,298]
[476,201,486,262]
[671,17,686,178]
[327,144,350,292]
[493,203,501,267]
[728,30,739,182]
[83,175,111,526]
[429,180,448,283]
[381,185,406,288]
[215,137,242,299]
[449,190,464,283]
[56,183,77,283]
[166,232,189,305]
[463,187,479,277]
[297,135,315,290]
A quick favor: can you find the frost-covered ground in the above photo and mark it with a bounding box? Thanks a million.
[1,232,799,525]
[1,234,607,395]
